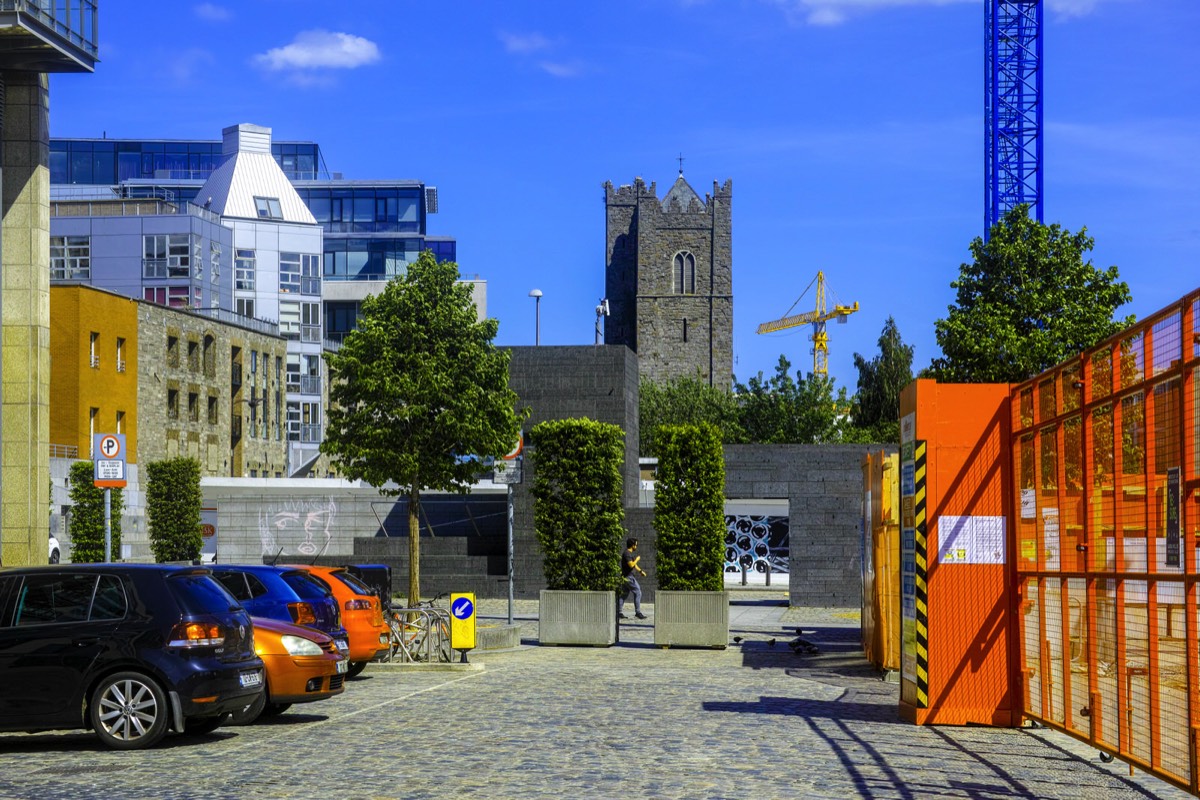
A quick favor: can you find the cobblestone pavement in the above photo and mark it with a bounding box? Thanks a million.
[0,592,1190,799]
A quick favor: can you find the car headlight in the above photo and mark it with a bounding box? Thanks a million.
[280,634,324,656]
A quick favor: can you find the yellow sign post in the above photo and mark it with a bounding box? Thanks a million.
[449,593,476,661]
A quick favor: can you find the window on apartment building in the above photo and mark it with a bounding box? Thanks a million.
[254,197,283,220]
[116,338,126,373]
[286,354,301,392]
[301,253,321,295]
[287,401,300,441]
[203,335,215,377]
[235,249,255,291]
[167,389,179,420]
[143,233,192,279]
[208,396,218,425]
[235,297,255,319]
[187,340,199,372]
[279,253,301,294]
[250,350,258,377]
[50,236,90,280]
[673,251,695,295]
[144,286,167,305]
[89,407,98,448]
[193,239,203,280]
[167,335,179,368]
[188,392,199,422]
[116,410,124,434]
[301,402,321,443]
[210,241,221,283]
[89,332,99,368]
[168,285,198,309]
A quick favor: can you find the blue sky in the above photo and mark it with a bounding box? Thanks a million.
[51,0,1199,391]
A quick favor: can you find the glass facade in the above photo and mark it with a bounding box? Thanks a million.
[50,139,328,184]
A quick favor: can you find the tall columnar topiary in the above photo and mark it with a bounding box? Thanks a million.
[530,418,625,592]
[68,460,123,562]
[146,457,203,563]
[654,423,725,591]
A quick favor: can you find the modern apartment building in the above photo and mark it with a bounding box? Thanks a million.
[51,124,480,476]
[0,1,97,565]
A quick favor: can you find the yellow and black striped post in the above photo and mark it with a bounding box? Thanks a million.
[914,440,929,708]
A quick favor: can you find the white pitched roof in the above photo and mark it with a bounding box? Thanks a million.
[196,124,316,225]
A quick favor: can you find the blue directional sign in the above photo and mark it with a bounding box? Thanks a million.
[452,597,474,620]
[450,592,476,651]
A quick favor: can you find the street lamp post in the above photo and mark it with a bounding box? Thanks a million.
[528,289,543,346]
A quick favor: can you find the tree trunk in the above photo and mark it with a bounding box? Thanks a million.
[408,485,421,606]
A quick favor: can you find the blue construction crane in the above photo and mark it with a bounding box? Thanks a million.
[985,0,1043,237]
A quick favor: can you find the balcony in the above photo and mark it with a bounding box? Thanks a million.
[298,375,322,395]
[0,1,98,73]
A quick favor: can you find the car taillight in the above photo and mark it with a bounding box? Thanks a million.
[289,602,317,625]
[168,621,225,648]
[345,599,372,611]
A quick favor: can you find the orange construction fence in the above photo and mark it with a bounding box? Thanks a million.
[862,450,901,673]
[1013,287,1200,792]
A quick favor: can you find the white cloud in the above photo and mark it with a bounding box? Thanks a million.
[539,61,585,78]
[499,31,553,54]
[169,47,216,85]
[194,3,231,22]
[254,30,381,72]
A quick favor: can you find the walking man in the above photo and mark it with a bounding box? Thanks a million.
[619,537,647,620]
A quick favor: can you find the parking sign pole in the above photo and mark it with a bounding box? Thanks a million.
[104,488,111,563]
[507,483,514,625]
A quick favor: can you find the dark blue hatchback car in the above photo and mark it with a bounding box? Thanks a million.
[0,564,264,749]
[211,565,349,655]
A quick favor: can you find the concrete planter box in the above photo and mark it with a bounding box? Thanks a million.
[653,590,730,649]
[538,590,616,646]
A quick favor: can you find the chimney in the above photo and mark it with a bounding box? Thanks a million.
[222,123,272,157]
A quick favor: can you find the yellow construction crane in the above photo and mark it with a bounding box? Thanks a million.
[757,271,859,376]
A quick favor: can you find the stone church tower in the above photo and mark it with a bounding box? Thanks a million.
[603,174,733,388]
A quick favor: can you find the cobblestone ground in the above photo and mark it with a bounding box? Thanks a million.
[0,592,1190,799]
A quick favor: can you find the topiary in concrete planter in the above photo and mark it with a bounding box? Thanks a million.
[653,589,729,649]
[652,424,729,649]
[539,590,617,646]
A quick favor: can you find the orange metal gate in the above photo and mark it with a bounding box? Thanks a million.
[1012,287,1199,793]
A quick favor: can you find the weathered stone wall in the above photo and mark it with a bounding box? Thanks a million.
[603,177,733,388]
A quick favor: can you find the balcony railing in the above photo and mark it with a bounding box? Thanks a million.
[298,375,322,396]
[0,1,99,72]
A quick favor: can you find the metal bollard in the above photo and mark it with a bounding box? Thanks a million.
[766,562,771,587]
[741,563,748,586]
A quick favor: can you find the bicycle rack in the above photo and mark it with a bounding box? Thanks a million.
[384,607,453,663]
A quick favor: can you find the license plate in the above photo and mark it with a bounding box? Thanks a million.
[335,639,349,653]
[335,659,348,674]
[239,670,262,688]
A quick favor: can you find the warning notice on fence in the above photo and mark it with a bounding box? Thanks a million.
[937,515,1006,565]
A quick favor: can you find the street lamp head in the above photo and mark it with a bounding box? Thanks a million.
[529,289,543,299]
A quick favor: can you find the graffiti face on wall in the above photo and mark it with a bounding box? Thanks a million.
[724,514,789,575]
[259,497,338,558]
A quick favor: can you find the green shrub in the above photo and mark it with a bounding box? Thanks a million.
[67,460,123,562]
[653,423,725,591]
[146,458,203,563]
[530,418,625,592]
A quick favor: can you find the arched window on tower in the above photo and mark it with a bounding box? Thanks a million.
[673,251,695,294]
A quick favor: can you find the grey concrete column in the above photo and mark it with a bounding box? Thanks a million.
[0,71,51,565]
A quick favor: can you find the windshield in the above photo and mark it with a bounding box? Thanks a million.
[169,572,242,614]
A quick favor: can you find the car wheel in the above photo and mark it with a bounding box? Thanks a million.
[347,661,368,678]
[261,702,292,718]
[229,691,266,726]
[89,671,169,750]
[49,548,60,564]
[183,713,228,736]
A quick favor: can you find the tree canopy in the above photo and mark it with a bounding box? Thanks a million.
[145,458,202,563]
[930,205,1134,383]
[321,250,524,604]
[638,373,744,457]
[852,316,913,442]
[734,356,851,444]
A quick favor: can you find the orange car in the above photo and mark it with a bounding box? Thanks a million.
[232,616,346,725]
[287,565,390,677]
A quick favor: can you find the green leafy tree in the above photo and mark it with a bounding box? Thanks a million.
[654,424,725,592]
[639,373,744,457]
[930,205,1134,383]
[321,250,523,605]
[68,460,123,562]
[146,458,203,563]
[851,316,914,442]
[734,356,850,444]
[529,418,625,592]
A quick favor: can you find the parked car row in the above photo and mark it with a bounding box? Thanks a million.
[0,560,391,749]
